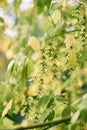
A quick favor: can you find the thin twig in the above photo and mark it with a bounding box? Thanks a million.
[45,29,80,42]
[1,116,71,130]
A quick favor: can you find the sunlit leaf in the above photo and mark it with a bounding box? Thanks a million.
[31,52,39,61]
[27,84,38,96]
[54,0,63,9]
[64,34,75,49]
[71,111,80,124]
[79,93,87,110]
[15,52,26,67]
[85,5,87,17]
[43,75,52,84]
[62,0,70,11]
[28,36,40,51]
[1,99,13,119]
[7,60,14,71]
[51,10,61,24]
[6,50,14,59]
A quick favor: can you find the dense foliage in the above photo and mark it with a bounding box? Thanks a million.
[0,0,87,129]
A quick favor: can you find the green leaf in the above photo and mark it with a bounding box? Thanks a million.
[47,97,54,108]
[21,58,34,84]
[0,17,4,23]
[21,37,28,47]
[71,123,78,130]
[38,108,52,123]
[62,106,71,117]
[81,0,87,4]
[14,0,22,9]
[26,58,34,76]
[80,109,87,122]
[47,110,55,121]
[38,95,49,108]
[56,95,68,102]
[61,123,68,130]
[38,92,54,108]
[81,46,87,63]
[21,64,28,83]
[34,0,51,14]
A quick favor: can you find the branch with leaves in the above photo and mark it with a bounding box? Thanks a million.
[1,116,71,130]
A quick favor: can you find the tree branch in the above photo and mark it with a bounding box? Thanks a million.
[45,29,80,41]
[1,116,71,130]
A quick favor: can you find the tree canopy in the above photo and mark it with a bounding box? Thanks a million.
[0,0,87,129]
